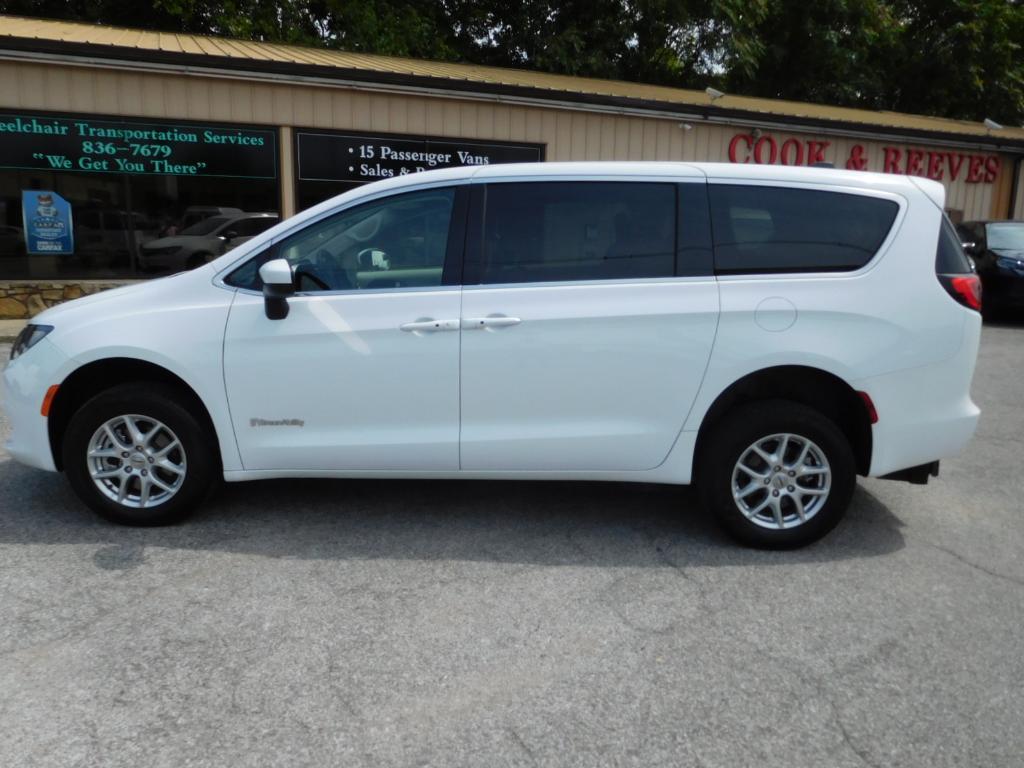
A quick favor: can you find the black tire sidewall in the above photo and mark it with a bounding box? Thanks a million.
[700,400,857,549]
[62,383,218,526]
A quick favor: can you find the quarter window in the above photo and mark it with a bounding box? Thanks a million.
[476,182,676,284]
[226,188,455,291]
[709,185,899,274]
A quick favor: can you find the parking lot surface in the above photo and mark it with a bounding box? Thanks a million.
[1,325,1023,768]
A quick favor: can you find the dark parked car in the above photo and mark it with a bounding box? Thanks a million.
[957,220,1024,317]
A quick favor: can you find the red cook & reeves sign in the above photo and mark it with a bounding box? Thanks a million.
[727,132,1000,184]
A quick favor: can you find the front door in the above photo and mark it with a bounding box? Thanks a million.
[223,186,465,471]
[459,179,720,471]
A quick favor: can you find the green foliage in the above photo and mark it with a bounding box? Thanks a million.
[2,0,1022,123]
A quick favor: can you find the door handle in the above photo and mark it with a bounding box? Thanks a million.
[462,316,522,330]
[399,318,460,333]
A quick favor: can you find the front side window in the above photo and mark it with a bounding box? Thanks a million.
[476,182,676,285]
[709,185,900,274]
[227,188,455,291]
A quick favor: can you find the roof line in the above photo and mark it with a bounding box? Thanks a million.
[1,24,1023,152]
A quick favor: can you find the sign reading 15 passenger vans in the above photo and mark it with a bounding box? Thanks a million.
[0,114,276,178]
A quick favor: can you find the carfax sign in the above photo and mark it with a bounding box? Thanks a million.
[21,190,73,255]
[0,113,277,179]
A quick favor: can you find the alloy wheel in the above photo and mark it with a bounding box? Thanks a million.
[87,414,187,508]
[731,433,832,530]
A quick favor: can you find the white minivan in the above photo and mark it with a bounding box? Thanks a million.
[2,163,982,548]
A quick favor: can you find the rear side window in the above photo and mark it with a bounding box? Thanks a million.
[476,182,675,284]
[709,185,899,274]
[936,216,972,274]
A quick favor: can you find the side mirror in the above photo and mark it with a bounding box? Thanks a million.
[259,258,294,320]
[223,230,238,240]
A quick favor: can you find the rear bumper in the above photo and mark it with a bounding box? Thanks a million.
[1,338,68,472]
[858,312,981,477]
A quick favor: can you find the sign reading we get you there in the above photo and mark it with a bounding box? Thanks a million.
[0,113,278,179]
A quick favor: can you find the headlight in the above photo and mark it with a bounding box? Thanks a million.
[10,324,54,360]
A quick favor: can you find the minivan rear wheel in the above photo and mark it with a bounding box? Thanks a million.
[62,383,218,526]
[699,400,856,548]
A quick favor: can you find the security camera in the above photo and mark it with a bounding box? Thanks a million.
[679,123,693,131]
[705,86,725,101]
[984,118,1003,130]
[751,128,763,139]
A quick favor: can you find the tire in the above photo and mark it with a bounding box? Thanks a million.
[62,383,219,526]
[698,399,856,549]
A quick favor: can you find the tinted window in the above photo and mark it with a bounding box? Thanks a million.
[226,188,455,292]
[477,182,675,284]
[936,216,973,274]
[709,185,899,274]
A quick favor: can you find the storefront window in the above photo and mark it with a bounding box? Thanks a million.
[0,112,279,279]
[294,129,544,211]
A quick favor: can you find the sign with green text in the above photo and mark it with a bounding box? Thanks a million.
[0,113,277,179]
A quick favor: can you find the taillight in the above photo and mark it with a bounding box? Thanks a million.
[938,273,982,312]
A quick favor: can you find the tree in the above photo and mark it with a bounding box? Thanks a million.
[1,0,1021,124]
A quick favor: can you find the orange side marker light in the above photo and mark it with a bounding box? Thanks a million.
[40,385,59,417]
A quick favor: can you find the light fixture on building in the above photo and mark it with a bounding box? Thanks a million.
[679,123,694,131]
[984,118,1003,130]
[705,86,725,101]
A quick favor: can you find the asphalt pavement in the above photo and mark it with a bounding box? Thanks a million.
[1,324,1022,768]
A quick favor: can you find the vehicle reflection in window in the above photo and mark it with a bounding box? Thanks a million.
[227,188,455,293]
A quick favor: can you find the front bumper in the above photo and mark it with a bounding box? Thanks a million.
[2,337,71,471]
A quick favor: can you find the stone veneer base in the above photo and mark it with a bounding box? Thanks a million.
[0,280,140,319]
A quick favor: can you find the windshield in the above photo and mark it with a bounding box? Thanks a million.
[986,223,1024,251]
[181,216,230,236]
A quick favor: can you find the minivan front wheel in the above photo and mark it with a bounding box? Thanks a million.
[700,400,856,548]
[63,383,218,526]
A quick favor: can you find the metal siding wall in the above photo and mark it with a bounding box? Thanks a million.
[1014,162,1024,220]
[0,60,1017,221]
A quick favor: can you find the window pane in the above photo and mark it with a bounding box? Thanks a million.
[227,187,455,292]
[479,182,675,284]
[709,185,899,274]
[936,217,972,274]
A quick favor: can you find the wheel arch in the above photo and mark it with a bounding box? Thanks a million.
[693,365,873,477]
[47,357,222,472]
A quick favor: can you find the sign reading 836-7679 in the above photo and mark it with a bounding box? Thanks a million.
[0,113,277,179]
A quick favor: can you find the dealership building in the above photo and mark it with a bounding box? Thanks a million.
[1,14,1024,318]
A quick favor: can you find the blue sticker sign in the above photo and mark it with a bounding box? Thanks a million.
[21,190,73,255]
